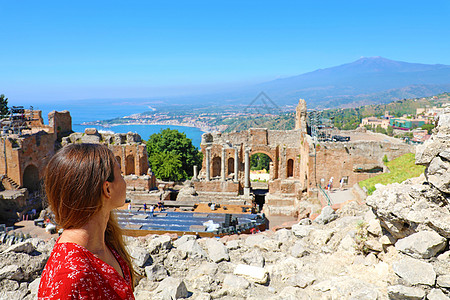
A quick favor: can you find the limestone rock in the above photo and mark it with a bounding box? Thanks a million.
[314,206,338,225]
[428,289,450,300]
[367,219,383,236]
[154,277,188,299]
[128,246,151,268]
[437,275,450,288]
[234,264,268,284]
[310,229,334,246]
[173,235,197,248]
[145,264,169,282]
[225,239,240,250]
[380,234,397,245]
[176,239,206,258]
[222,274,250,290]
[387,285,426,300]
[2,241,35,254]
[205,238,229,263]
[395,231,446,259]
[392,256,436,286]
[241,249,265,268]
[0,264,23,281]
[147,235,172,254]
[289,273,316,288]
[290,240,309,258]
[276,286,311,300]
[28,277,40,297]
[291,224,313,238]
[427,156,450,194]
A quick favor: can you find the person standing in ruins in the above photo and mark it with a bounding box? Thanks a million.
[38,144,135,299]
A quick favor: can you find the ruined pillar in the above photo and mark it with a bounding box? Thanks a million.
[244,148,250,195]
[206,148,211,181]
[193,165,198,181]
[234,147,239,182]
[221,147,226,181]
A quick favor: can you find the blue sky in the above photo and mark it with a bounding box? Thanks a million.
[1,0,449,103]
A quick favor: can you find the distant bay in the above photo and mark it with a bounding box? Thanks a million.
[28,101,204,149]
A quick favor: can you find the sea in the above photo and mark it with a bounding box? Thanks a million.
[26,101,204,149]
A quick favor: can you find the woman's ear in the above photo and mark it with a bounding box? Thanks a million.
[102,181,111,198]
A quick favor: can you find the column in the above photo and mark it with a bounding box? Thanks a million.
[192,165,198,181]
[234,147,239,182]
[244,148,250,195]
[206,148,211,181]
[221,148,226,181]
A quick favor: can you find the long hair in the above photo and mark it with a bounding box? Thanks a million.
[44,143,136,287]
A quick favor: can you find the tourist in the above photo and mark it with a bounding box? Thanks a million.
[150,205,154,217]
[128,202,132,213]
[340,178,345,190]
[143,203,147,212]
[328,177,334,191]
[157,201,162,211]
[38,143,135,299]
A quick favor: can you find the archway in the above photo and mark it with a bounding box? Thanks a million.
[227,157,234,175]
[212,157,221,178]
[287,159,294,178]
[125,155,135,175]
[23,164,40,191]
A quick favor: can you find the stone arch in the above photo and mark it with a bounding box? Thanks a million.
[125,155,135,175]
[23,164,40,191]
[249,149,275,164]
[212,157,221,178]
[227,157,234,175]
[287,159,294,178]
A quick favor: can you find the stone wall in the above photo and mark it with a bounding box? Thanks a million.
[48,110,72,139]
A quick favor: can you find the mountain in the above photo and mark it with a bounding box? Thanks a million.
[158,57,450,109]
[250,57,450,108]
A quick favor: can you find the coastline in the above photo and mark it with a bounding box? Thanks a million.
[79,121,218,134]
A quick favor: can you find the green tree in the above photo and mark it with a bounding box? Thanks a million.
[421,124,435,135]
[386,126,394,136]
[146,128,202,181]
[0,94,8,117]
[250,153,271,171]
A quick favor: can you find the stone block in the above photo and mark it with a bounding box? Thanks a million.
[234,264,268,284]
[395,231,447,259]
[387,285,425,300]
[155,277,188,299]
[205,238,229,263]
[392,256,436,286]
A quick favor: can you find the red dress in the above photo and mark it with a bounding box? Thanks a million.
[38,242,134,300]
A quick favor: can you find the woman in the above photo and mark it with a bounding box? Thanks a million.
[38,143,135,299]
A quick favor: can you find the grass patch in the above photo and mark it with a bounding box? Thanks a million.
[358,153,425,195]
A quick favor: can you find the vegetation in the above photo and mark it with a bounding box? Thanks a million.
[358,153,425,195]
[146,129,202,181]
[250,153,271,171]
[0,94,8,117]
[321,92,449,130]
[220,113,295,133]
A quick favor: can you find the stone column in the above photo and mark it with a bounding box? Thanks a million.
[244,148,250,195]
[193,165,198,181]
[234,147,239,182]
[206,148,211,181]
[221,148,226,181]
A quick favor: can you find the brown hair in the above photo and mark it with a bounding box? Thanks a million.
[44,143,136,287]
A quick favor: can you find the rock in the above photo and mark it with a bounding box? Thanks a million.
[289,273,316,288]
[314,206,338,225]
[367,219,382,236]
[291,224,314,238]
[145,264,168,282]
[438,251,450,261]
[28,277,40,296]
[147,235,172,254]
[176,239,206,258]
[387,285,425,300]
[395,231,447,259]
[0,264,23,281]
[244,235,267,248]
[364,239,383,252]
[128,246,151,268]
[392,256,436,286]
[277,286,311,300]
[225,239,240,250]
[173,235,197,248]
[437,275,450,288]
[190,292,212,300]
[234,264,268,284]
[380,234,397,245]
[427,156,450,194]
[241,249,265,268]
[310,229,334,246]
[273,228,293,242]
[84,128,98,135]
[298,218,312,225]
[428,289,450,300]
[290,240,309,258]
[2,241,35,254]
[222,274,250,290]
[205,238,229,263]
[154,277,188,299]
